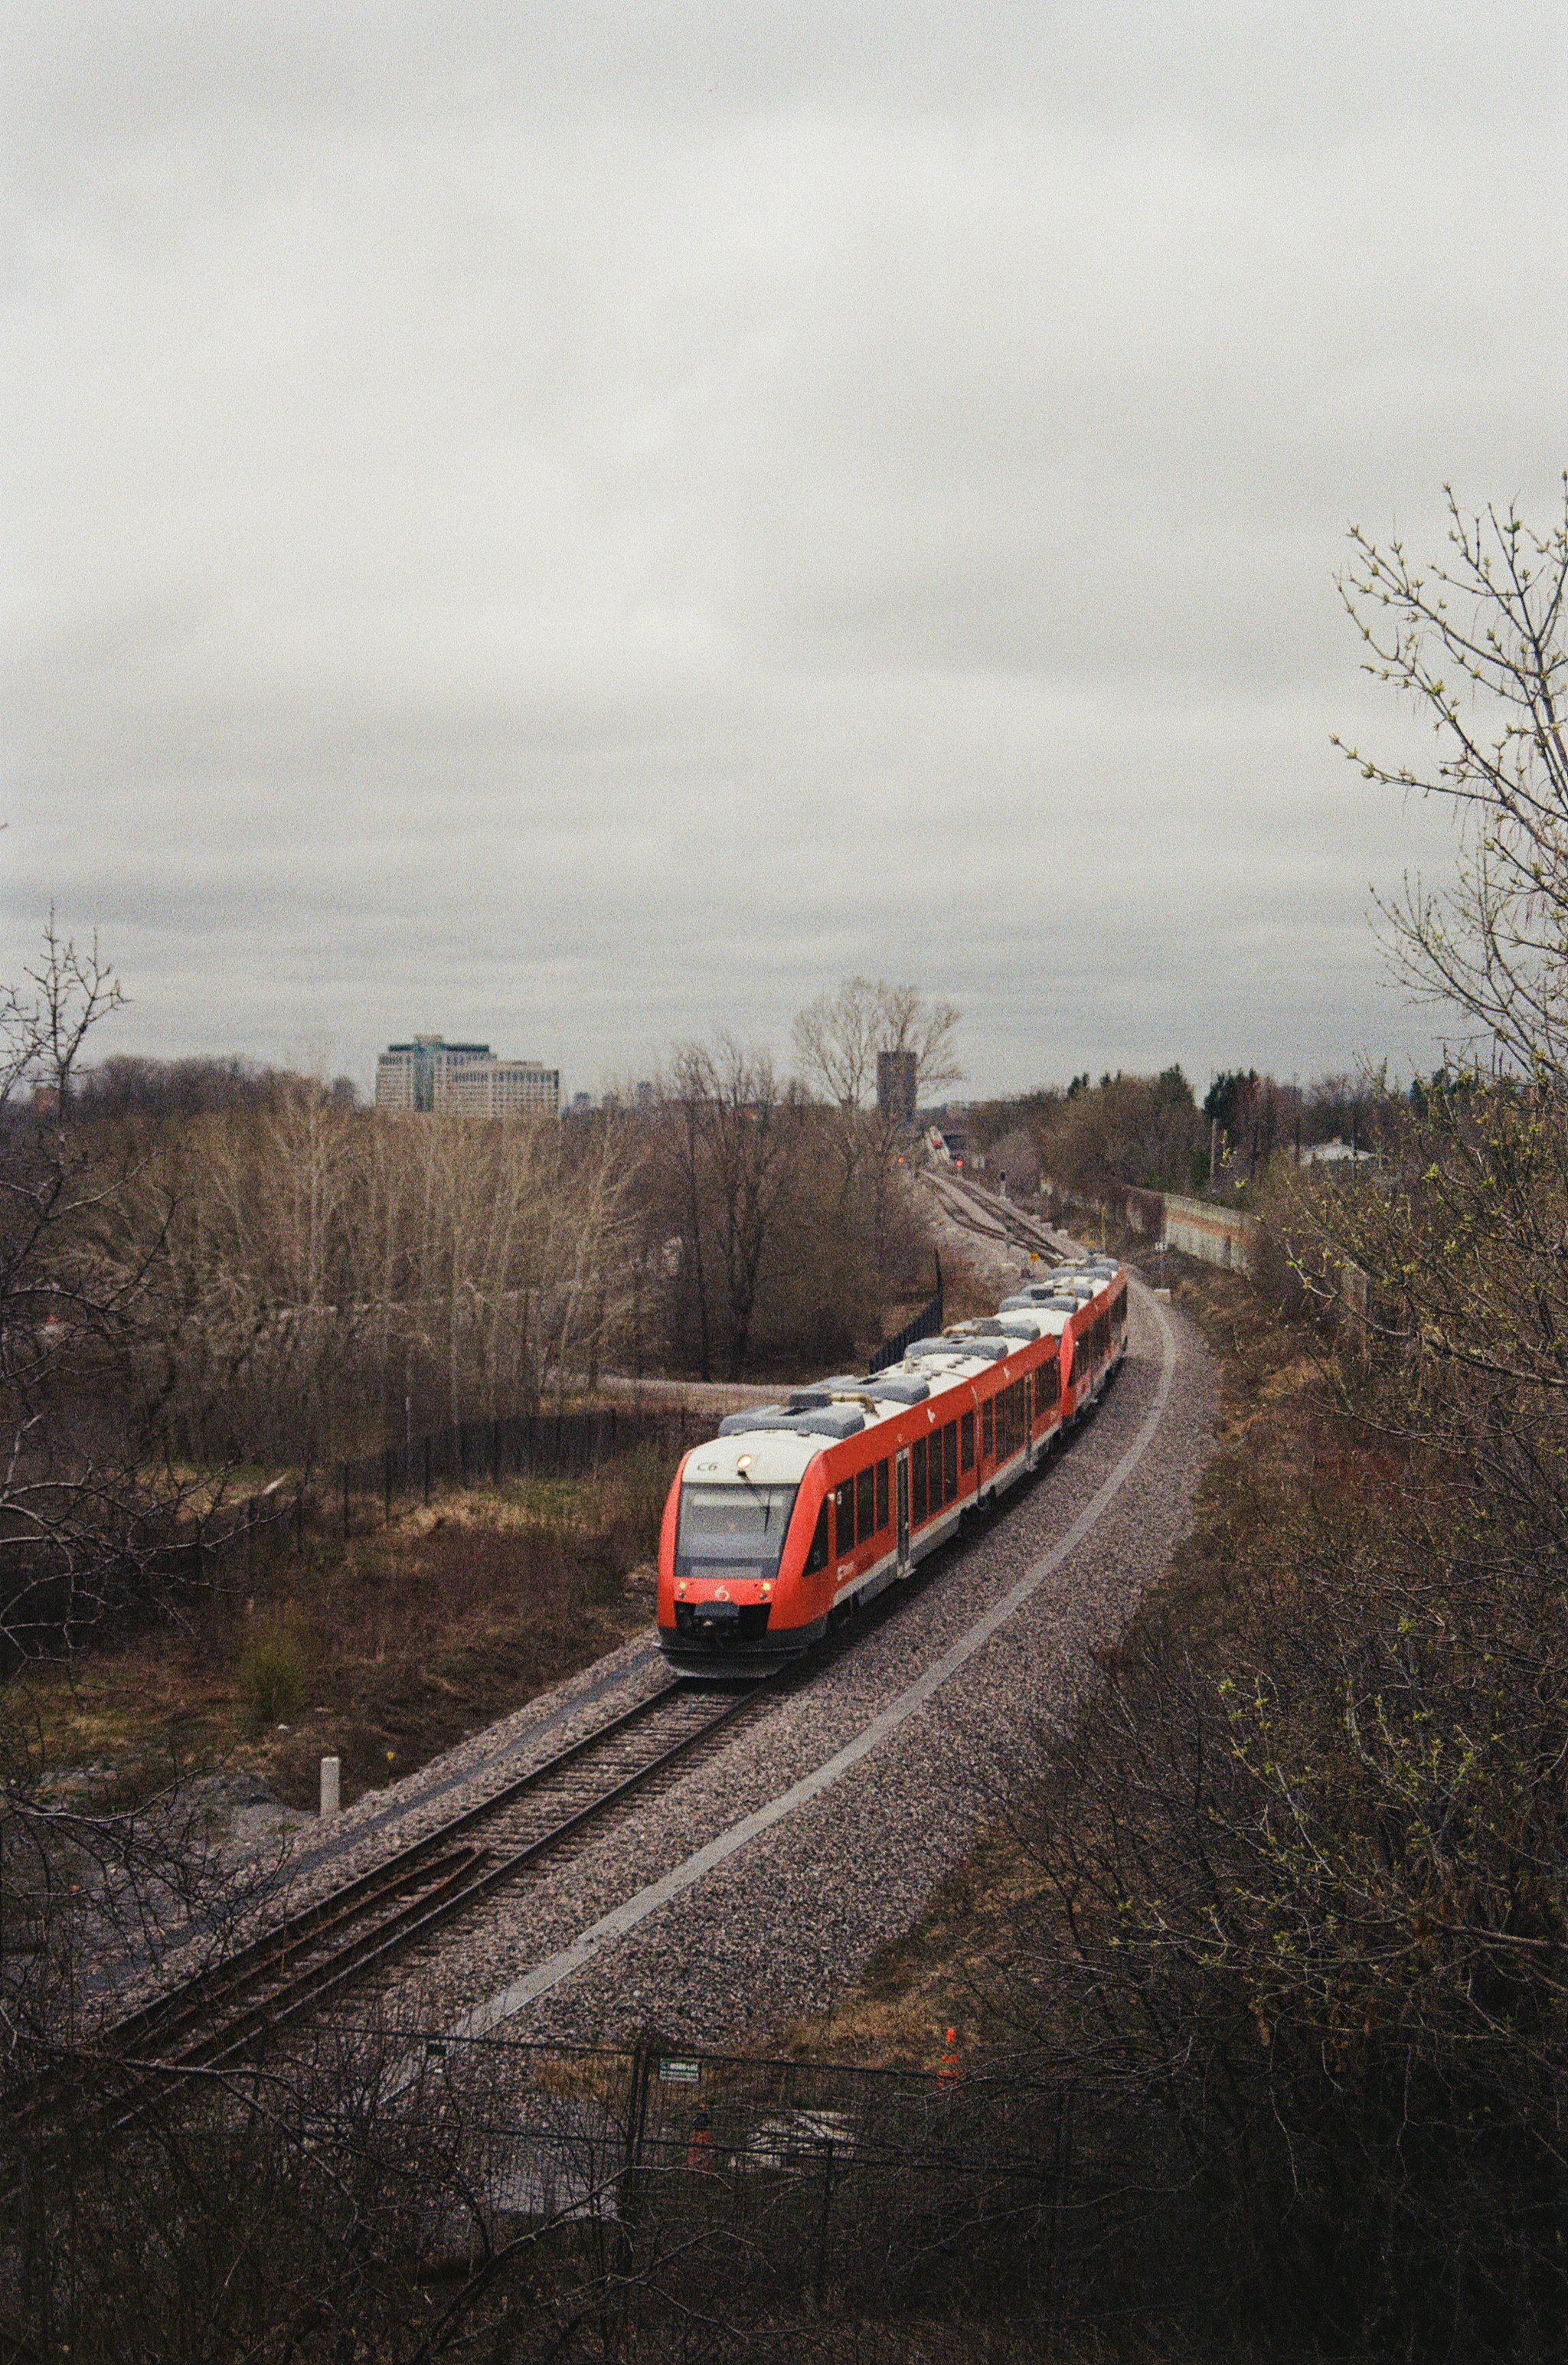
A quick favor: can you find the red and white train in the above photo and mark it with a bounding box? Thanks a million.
[657,1255,1129,1673]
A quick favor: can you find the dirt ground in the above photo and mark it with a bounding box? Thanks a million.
[11,1456,668,1817]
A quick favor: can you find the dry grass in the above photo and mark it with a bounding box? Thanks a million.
[11,1457,668,1813]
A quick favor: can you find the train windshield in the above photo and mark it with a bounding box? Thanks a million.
[677,1482,799,1568]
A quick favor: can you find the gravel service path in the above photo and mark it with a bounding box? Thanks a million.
[340,1273,1219,2051]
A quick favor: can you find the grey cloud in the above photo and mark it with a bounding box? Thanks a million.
[2,4,1563,1098]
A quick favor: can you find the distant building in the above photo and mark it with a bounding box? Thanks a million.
[877,1049,917,1127]
[376,1036,491,1112]
[374,1036,559,1118]
[443,1057,560,1118]
[1296,1137,1373,1170]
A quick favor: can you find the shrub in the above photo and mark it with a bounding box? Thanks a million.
[237,1615,311,1730]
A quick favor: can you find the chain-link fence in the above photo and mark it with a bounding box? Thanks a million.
[6,2013,1223,2356]
[393,2028,1080,2320]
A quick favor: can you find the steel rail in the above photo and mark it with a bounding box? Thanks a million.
[31,1174,1086,2096]
[95,1672,782,2074]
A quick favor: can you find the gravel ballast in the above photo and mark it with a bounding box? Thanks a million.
[351,1274,1219,2050]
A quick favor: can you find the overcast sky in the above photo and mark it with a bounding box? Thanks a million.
[3,3,1564,1101]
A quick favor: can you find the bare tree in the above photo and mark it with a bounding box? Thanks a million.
[0,922,239,1663]
[792,978,962,1268]
[667,1050,716,1380]
[1334,477,1568,1077]
[792,975,962,1119]
[662,1040,802,1378]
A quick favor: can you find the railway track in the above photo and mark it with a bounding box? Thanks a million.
[63,1178,1089,2086]
[923,1165,1071,1260]
[97,1674,780,2076]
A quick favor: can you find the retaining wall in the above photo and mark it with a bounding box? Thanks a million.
[1160,1193,1259,1272]
[1046,1179,1259,1275]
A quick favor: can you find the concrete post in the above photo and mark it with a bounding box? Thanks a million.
[320,1755,341,1818]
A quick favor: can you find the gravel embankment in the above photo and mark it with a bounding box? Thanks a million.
[133,1269,1214,2047]
[349,1276,1217,2049]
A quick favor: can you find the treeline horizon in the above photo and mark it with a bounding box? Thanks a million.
[9,984,969,1480]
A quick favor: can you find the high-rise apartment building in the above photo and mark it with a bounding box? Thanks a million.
[877,1048,918,1126]
[374,1036,559,1118]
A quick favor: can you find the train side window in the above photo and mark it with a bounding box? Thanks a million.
[912,1435,928,1525]
[960,1410,974,1472]
[943,1420,958,1501]
[982,1399,994,1459]
[835,1478,855,1553]
[805,1501,830,1573]
[1041,1354,1060,1407]
[875,1458,890,1529]
[856,1465,874,1543]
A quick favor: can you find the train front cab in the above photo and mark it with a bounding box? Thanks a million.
[658,1445,826,1674]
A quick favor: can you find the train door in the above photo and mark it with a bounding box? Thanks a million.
[895,1449,910,1576]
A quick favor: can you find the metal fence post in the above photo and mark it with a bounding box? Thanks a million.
[815,2138,836,2305]
[1053,2081,1075,2334]
[341,1461,349,1540]
[423,1432,431,1507]
[620,2043,653,2230]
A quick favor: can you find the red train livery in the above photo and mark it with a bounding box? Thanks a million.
[657,1257,1129,1673]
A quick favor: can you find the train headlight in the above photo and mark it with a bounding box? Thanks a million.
[762,1582,772,1598]
[676,1582,688,1598]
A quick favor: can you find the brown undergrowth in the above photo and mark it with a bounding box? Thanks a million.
[11,1450,671,1815]
[769,1254,1393,2069]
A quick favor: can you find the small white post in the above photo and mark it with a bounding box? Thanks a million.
[320,1755,341,1818]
